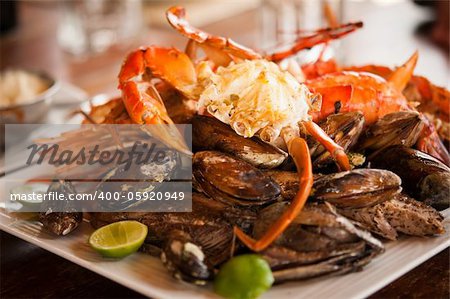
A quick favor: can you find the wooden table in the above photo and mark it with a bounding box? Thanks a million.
[1,2,449,298]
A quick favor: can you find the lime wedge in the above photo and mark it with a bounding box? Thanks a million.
[89,221,148,258]
[10,183,49,206]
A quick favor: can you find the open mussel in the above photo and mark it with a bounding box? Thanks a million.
[39,180,83,236]
[253,202,383,282]
[193,115,287,168]
[193,151,281,207]
[161,229,213,285]
[267,169,401,209]
[370,145,450,210]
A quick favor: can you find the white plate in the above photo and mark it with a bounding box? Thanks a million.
[1,166,449,299]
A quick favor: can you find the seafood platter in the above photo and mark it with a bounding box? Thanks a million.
[1,6,449,299]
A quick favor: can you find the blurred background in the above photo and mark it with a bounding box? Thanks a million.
[0,0,449,125]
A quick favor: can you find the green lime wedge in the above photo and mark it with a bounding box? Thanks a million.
[214,254,274,299]
[89,221,148,258]
[10,183,49,206]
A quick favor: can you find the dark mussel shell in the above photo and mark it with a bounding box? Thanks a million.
[312,169,401,209]
[192,115,287,168]
[161,229,212,285]
[96,149,180,211]
[193,151,281,206]
[39,180,83,236]
[357,111,424,153]
[253,202,383,282]
[307,112,365,170]
[370,145,450,210]
[266,169,401,209]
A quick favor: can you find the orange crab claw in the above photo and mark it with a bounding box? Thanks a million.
[119,47,196,124]
[304,121,351,171]
[119,47,197,95]
[266,22,363,62]
[118,47,193,154]
[166,6,261,61]
[388,51,418,92]
[234,137,313,252]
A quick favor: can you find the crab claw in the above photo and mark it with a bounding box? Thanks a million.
[118,48,193,154]
[166,6,261,61]
[388,51,418,92]
[266,21,363,62]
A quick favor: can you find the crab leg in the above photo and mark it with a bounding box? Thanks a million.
[266,22,363,62]
[234,137,313,252]
[167,6,362,67]
[167,6,261,61]
[304,121,351,171]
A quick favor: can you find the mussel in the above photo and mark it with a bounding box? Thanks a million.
[253,202,383,282]
[357,111,424,153]
[161,230,212,285]
[193,151,281,207]
[267,169,401,209]
[193,115,287,168]
[39,180,83,236]
[370,145,450,210]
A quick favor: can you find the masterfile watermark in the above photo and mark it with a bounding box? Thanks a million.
[3,124,193,212]
[26,141,169,171]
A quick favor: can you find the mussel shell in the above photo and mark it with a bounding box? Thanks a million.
[270,245,378,283]
[192,115,287,168]
[420,172,450,210]
[358,111,424,152]
[266,169,401,209]
[311,169,401,209]
[370,145,450,210]
[193,151,281,206]
[39,180,83,236]
[254,202,359,252]
[96,149,180,211]
[253,202,383,282]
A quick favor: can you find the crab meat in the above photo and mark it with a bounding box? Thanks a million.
[198,59,314,142]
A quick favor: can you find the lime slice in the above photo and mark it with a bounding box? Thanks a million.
[10,183,49,205]
[89,221,148,258]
